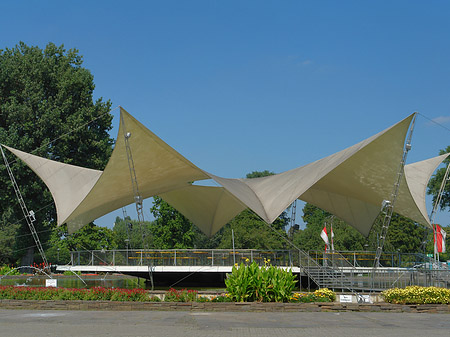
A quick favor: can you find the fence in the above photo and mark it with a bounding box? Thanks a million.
[69,249,450,291]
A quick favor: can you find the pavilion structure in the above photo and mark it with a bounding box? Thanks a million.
[2,108,448,239]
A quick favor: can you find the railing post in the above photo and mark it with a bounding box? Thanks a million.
[140,249,143,266]
[251,250,253,263]
[91,251,94,265]
[211,250,214,266]
[113,250,115,266]
[174,250,177,266]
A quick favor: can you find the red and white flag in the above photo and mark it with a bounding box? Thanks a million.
[330,224,335,251]
[320,226,329,250]
[435,225,446,254]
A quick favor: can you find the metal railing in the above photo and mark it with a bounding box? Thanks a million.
[70,249,296,268]
[68,249,450,291]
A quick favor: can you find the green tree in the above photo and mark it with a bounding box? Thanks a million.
[0,42,114,265]
[246,170,275,179]
[218,209,289,249]
[149,196,197,249]
[46,224,118,265]
[293,203,430,254]
[0,208,20,265]
[113,216,153,249]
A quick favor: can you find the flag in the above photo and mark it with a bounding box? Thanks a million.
[435,225,446,253]
[320,225,329,250]
[330,224,335,251]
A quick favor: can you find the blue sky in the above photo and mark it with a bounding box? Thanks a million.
[2,1,450,229]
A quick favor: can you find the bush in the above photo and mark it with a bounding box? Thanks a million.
[382,286,450,304]
[225,261,297,302]
[0,265,21,276]
[163,288,198,302]
[211,295,232,302]
[196,296,210,302]
[0,286,154,302]
[290,289,336,303]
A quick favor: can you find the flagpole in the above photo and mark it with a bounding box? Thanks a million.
[434,224,438,266]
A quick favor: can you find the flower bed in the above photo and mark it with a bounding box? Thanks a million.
[0,286,158,302]
[0,285,336,303]
[290,288,336,303]
[382,286,450,304]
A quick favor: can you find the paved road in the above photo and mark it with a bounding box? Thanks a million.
[0,309,449,337]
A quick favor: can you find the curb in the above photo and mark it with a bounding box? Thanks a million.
[1,300,450,313]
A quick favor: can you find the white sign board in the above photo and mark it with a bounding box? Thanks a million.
[339,294,353,303]
[45,279,57,287]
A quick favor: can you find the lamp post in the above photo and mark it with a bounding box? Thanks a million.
[125,239,130,265]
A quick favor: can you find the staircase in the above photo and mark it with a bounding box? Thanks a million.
[298,249,356,292]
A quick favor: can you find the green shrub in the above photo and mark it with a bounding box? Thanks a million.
[211,295,232,302]
[225,261,297,302]
[314,288,336,302]
[382,286,450,304]
[164,288,198,302]
[0,265,21,276]
[0,286,151,302]
[196,296,211,302]
[290,289,336,303]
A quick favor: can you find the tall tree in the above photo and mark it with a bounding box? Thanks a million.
[149,196,198,249]
[293,203,429,254]
[113,216,153,249]
[46,224,118,265]
[0,42,114,265]
[218,209,289,250]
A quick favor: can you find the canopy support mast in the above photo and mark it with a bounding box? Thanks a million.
[374,113,417,267]
[120,108,147,248]
[1,145,48,267]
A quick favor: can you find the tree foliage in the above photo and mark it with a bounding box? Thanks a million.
[246,170,275,179]
[0,42,114,264]
[149,196,198,249]
[218,209,288,250]
[46,224,118,265]
[112,216,153,250]
[293,203,430,254]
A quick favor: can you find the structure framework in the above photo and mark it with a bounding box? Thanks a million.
[2,108,448,241]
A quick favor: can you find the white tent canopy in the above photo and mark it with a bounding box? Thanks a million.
[3,108,447,237]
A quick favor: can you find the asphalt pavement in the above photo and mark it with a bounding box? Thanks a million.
[0,309,448,337]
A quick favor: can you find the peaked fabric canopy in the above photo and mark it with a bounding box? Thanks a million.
[2,145,102,227]
[3,108,446,238]
[204,115,416,236]
[402,153,450,224]
[62,107,210,233]
[159,185,247,237]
